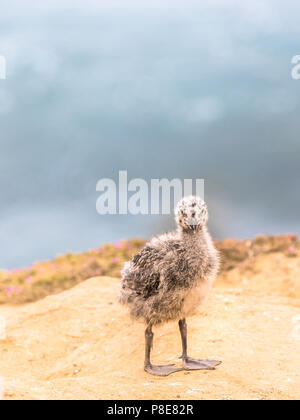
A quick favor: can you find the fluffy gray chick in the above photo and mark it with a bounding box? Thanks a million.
[119,196,221,376]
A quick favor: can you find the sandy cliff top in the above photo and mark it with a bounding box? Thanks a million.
[0,246,300,400]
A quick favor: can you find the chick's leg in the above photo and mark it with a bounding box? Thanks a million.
[179,318,221,370]
[144,324,183,376]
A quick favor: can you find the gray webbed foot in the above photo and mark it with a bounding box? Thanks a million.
[182,357,222,370]
[144,363,183,377]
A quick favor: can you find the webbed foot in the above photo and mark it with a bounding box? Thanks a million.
[182,357,222,370]
[144,363,183,376]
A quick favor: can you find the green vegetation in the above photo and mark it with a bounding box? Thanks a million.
[0,239,145,304]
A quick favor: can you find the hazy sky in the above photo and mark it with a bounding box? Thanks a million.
[0,0,300,268]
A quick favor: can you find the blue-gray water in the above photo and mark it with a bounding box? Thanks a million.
[0,0,300,269]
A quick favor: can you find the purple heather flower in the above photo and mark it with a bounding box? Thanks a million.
[5,287,14,295]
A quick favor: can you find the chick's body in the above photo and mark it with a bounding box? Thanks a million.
[119,226,219,326]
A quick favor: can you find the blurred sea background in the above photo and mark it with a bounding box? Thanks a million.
[0,0,300,269]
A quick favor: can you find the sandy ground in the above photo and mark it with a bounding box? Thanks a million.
[0,253,300,400]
